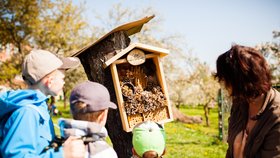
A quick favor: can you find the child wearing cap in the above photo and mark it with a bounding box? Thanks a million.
[132,121,166,158]
[0,50,85,157]
[58,81,118,158]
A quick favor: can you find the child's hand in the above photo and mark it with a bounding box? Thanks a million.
[63,136,86,158]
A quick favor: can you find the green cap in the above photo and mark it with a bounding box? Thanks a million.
[132,121,166,157]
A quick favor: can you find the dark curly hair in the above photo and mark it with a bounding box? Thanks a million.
[214,44,272,100]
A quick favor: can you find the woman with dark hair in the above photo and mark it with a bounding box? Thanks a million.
[214,45,280,158]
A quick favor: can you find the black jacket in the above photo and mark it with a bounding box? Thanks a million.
[226,88,280,158]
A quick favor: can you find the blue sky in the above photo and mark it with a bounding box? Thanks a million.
[76,0,280,69]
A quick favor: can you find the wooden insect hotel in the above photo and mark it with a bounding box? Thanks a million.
[105,43,173,131]
[73,15,173,132]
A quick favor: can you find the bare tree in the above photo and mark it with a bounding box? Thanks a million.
[256,29,280,84]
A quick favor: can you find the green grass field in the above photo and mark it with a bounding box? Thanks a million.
[52,101,228,158]
[164,107,228,158]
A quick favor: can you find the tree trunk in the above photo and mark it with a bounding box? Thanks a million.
[204,104,209,126]
[77,31,133,158]
[63,90,67,109]
[175,102,180,109]
[203,101,211,127]
[172,106,202,124]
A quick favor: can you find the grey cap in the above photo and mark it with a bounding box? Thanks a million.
[70,81,117,114]
[22,49,80,85]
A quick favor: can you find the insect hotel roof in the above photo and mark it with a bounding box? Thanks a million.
[103,42,169,68]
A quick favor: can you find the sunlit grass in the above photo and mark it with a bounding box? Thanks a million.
[164,106,227,158]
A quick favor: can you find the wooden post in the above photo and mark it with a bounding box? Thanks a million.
[217,88,224,141]
[76,31,133,158]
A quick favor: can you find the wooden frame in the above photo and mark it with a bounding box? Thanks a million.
[110,53,173,132]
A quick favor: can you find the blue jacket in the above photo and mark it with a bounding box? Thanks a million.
[0,89,63,158]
